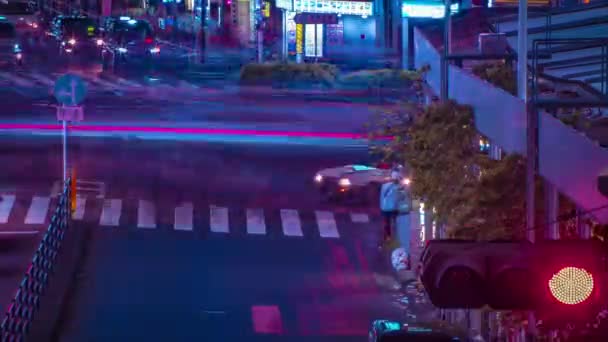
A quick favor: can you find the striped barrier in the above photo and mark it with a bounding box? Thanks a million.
[0,180,71,342]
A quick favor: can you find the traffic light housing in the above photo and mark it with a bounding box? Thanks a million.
[420,239,607,323]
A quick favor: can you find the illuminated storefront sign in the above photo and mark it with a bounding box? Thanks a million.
[293,0,373,16]
[402,2,459,18]
[296,23,303,54]
[276,0,293,10]
[305,24,323,57]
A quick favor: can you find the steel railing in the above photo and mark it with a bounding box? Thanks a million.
[0,179,72,341]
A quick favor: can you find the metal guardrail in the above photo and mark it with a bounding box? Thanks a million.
[0,179,71,341]
[532,38,608,102]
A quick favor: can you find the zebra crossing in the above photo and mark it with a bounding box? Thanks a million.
[0,194,377,240]
[0,69,209,97]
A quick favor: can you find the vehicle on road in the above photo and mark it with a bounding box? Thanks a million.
[369,320,460,341]
[0,0,41,40]
[0,19,23,67]
[101,17,159,68]
[49,15,102,57]
[313,164,410,203]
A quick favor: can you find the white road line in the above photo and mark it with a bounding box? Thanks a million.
[137,200,156,229]
[50,181,61,197]
[28,72,55,87]
[174,202,193,231]
[24,196,51,225]
[246,208,266,235]
[315,211,340,238]
[350,213,369,223]
[99,199,122,226]
[0,194,16,224]
[210,206,229,233]
[0,231,39,235]
[0,72,35,87]
[280,209,303,237]
[72,196,86,220]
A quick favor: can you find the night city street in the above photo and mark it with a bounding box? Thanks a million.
[4,0,608,341]
[1,135,405,341]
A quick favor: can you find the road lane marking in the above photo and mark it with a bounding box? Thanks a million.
[0,231,39,235]
[0,194,15,224]
[24,196,50,225]
[210,205,229,233]
[246,208,266,235]
[280,209,303,237]
[174,202,193,231]
[137,200,156,229]
[251,305,284,334]
[72,196,86,220]
[99,199,122,226]
[315,211,340,238]
[350,213,369,223]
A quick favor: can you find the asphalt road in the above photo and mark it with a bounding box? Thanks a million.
[0,135,404,341]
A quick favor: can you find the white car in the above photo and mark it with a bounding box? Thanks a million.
[313,164,410,203]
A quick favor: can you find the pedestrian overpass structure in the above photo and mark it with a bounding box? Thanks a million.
[494,1,608,95]
[413,1,608,228]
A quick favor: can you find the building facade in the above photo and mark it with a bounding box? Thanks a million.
[275,0,375,61]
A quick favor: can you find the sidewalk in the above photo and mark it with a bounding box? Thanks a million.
[230,85,408,104]
[388,210,440,323]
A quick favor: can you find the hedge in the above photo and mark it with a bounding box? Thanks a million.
[239,63,339,88]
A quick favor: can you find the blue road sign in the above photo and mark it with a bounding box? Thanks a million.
[54,74,87,106]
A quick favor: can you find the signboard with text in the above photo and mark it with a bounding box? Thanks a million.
[294,13,338,24]
[276,0,293,10]
[293,0,373,16]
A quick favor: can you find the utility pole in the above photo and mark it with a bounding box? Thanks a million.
[440,0,451,100]
[255,0,264,63]
[518,0,538,338]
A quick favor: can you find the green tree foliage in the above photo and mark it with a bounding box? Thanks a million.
[372,98,529,240]
[471,61,517,96]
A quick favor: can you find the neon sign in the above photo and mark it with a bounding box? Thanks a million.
[275,0,293,10]
[402,2,459,18]
[293,0,373,16]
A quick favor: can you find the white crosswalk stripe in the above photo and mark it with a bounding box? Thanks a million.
[26,72,55,87]
[0,72,36,87]
[0,195,380,239]
[0,194,15,224]
[210,205,229,233]
[174,202,193,231]
[100,199,122,226]
[315,211,340,238]
[246,208,266,235]
[137,200,156,229]
[350,213,369,223]
[280,209,303,237]
[73,196,86,220]
[24,196,51,225]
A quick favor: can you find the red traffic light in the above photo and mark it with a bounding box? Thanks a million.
[548,266,595,305]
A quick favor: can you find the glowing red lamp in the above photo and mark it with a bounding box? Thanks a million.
[548,267,594,305]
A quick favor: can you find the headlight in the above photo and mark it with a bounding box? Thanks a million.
[68,38,76,45]
[314,174,323,183]
[402,178,411,186]
[96,39,104,46]
[117,47,128,53]
[15,53,22,60]
[338,178,351,187]
[149,46,160,54]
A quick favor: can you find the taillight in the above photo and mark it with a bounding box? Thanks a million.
[144,37,153,44]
